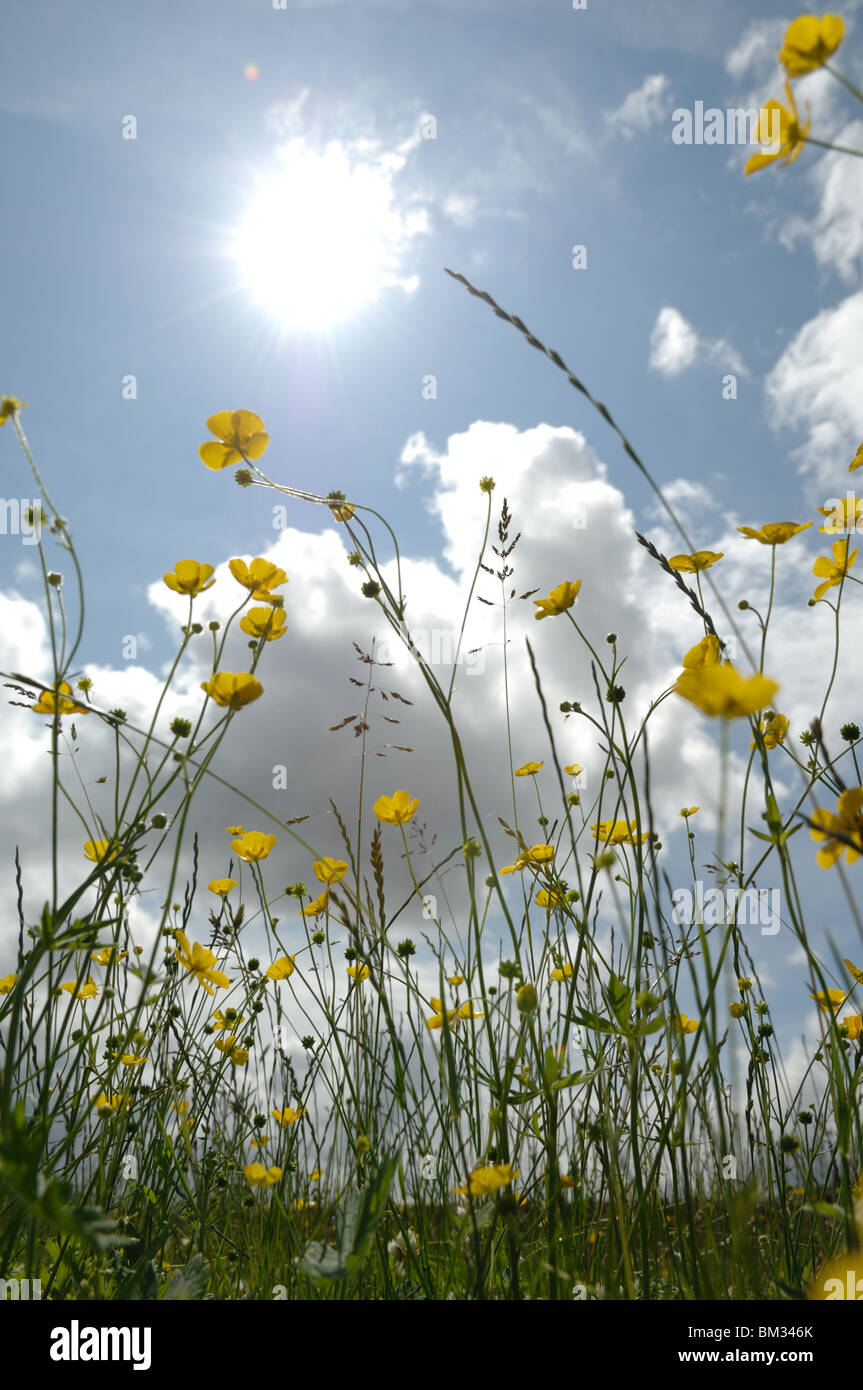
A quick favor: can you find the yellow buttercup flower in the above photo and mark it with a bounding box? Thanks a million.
[500,854,530,875]
[810,788,863,868]
[448,974,464,986]
[208,878,238,896]
[528,843,554,863]
[231,1047,249,1066]
[533,580,581,620]
[272,1106,305,1127]
[841,1014,863,1041]
[374,790,420,825]
[83,839,119,864]
[162,560,216,596]
[515,761,544,776]
[239,607,287,642]
[201,671,264,709]
[500,843,555,875]
[844,959,863,984]
[590,820,648,846]
[0,395,29,424]
[225,825,244,835]
[818,497,863,534]
[212,1009,244,1030]
[313,857,348,885]
[244,1162,282,1187]
[675,664,779,719]
[682,634,722,669]
[810,988,847,1011]
[426,997,484,1030]
[680,806,699,818]
[535,888,563,909]
[0,973,17,994]
[227,556,288,601]
[744,82,810,175]
[848,443,863,473]
[670,1013,699,1034]
[174,929,231,995]
[200,410,269,471]
[92,1093,129,1114]
[31,681,90,717]
[750,712,789,750]
[302,890,330,917]
[214,1035,238,1053]
[779,13,844,75]
[265,956,295,981]
[564,763,583,777]
[550,962,573,982]
[347,964,370,982]
[738,521,812,545]
[328,496,355,522]
[61,976,99,1000]
[231,831,277,862]
[90,947,128,967]
[114,1053,148,1067]
[667,551,722,573]
[453,1163,518,1197]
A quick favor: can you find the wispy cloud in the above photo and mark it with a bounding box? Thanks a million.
[648,305,747,378]
[604,74,671,139]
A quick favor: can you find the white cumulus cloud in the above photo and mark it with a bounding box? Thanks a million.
[648,306,747,378]
[764,290,863,489]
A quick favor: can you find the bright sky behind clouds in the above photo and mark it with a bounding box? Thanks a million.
[3,0,863,1080]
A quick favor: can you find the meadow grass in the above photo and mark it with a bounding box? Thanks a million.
[3,50,863,1294]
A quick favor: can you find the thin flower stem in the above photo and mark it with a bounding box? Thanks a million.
[825,61,863,107]
[802,134,863,157]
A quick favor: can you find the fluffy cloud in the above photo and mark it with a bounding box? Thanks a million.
[764,291,863,489]
[779,120,863,284]
[648,306,747,378]
[2,420,861,1061]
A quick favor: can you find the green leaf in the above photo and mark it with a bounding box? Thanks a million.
[607,974,632,1030]
[633,1017,666,1037]
[300,1152,398,1285]
[569,1010,616,1034]
[802,1201,846,1221]
[543,1046,562,1086]
[163,1253,211,1300]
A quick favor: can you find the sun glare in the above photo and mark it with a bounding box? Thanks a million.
[233,140,419,331]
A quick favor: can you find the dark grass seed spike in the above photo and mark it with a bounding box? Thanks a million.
[445,267,754,667]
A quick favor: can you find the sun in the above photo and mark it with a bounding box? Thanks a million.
[233,140,416,331]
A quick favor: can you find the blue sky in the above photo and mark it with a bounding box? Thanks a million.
[3,0,863,1091]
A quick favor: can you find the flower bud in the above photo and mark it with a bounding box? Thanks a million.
[517,982,538,1014]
